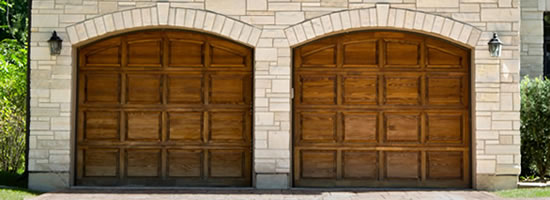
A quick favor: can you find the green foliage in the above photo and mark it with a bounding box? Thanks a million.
[0,0,29,43]
[520,77,550,178]
[0,38,27,173]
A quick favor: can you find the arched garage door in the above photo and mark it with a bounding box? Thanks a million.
[76,30,252,186]
[293,31,471,188]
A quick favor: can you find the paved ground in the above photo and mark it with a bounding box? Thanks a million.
[29,189,531,200]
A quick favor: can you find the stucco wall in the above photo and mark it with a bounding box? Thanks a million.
[29,0,521,191]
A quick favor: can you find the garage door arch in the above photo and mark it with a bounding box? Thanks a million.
[76,29,253,187]
[292,30,472,188]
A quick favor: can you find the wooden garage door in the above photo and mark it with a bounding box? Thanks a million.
[293,31,471,188]
[76,30,252,187]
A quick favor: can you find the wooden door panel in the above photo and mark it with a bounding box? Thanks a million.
[167,112,203,142]
[342,151,378,179]
[293,31,470,188]
[126,149,161,177]
[77,30,252,187]
[82,73,120,104]
[83,149,119,177]
[167,150,203,177]
[126,74,162,104]
[83,111,120,141]
[342,76,378,104]
[167,75,203,104]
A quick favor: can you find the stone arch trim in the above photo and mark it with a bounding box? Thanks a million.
[65,3,262,47]
[284,4,482,48]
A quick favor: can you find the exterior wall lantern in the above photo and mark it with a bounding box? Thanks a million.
[488,33,502,57]
[48,31,63,55]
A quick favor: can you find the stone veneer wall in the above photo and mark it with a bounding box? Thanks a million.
[520,0,546,77]
[29,0,520,191]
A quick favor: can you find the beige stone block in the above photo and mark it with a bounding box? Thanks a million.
[241,16,275,25]
[417,0,459,7]
[330,13,343,31]
[387,9,396,27]
[492,112,519,121]
[221,18,235,36]
[477,159,496,173]
[485,144,519,154]
[268,131,289,149]
[394,9,405,28]
[248,0,267,10]
[450,22,463,40]
[496,164,520,175]
[175,8,185,26]
[248,28,262,46]
[93,17,106,36]
[294,25,307,43]
[422,14,434,32]
[321,15,333,33]
[256,112,275,125]
[65,4,97,14]
[268,2,301,11]
[359,9,370,27]
[369,8,377,26]
[255,161,276,173]
[132,9,142,27]
[349,10,361,28]
[29,173,69,192]
[481,8,519,21]
[203,12,216,31]
[113,12,125,30]
[256,174,288,189]
[476,174,518,190]
[404,10,415,29]
[476,64,500,82]
[123,10,134,28]
[340,12,351,30]
[499,135,513,144]
[239,25,253,43]
[206,0,245,15]
[84,20,97,39]
[33,15,59,28]
[230,22,244,40]
[66,26,79,44]
[376,4,389,27]
[459,25,472,44]
[212,15,226,33]
[185,9,196,27]
[256,48,278,61]
[311,18,324,36]
[276,12,305,25]
[302,21,316,39]
[157,3,170,25]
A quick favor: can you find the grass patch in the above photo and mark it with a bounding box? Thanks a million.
[496,187,550,198]
[0,188,40,200]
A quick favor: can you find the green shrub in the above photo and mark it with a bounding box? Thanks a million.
[0,39,27,173]
[520,77,550,178]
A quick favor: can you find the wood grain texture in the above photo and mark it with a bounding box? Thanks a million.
[293,31,471,188]
[76,30,252,187]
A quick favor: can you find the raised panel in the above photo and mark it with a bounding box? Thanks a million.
[300,112,336,142]
[427,47,462,67]
[427,151,463,179]
[209,150,245,178]
[126,112,161,141]
[384,112,420,143]
[343,41,378,66]
[83,149,119,177]
[210,111,245,142]
[426,113,463,143]
[167,75,202,104]
[343,76,378,104]
[85,46,121,67]
[343,151,378,179]
[169,40,203,67]
[385,40,420,66]
[84,74,120,103]
[427,76,465,105]
[126,149,161,177]
[300,150,337,178]
[211,45,246,66]
[168,112,202,141]
[343,113,377,142]
[126,74,162,104]
[84,111,119,140]
[167,150,203,177]
[384,75,421,105]
[300,75,336,105]
[209,75,247,104]
[301,45,336,66]
[385,151,420,179]
[127,40,162,67]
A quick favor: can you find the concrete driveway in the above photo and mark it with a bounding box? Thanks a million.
[29,189,528,200]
